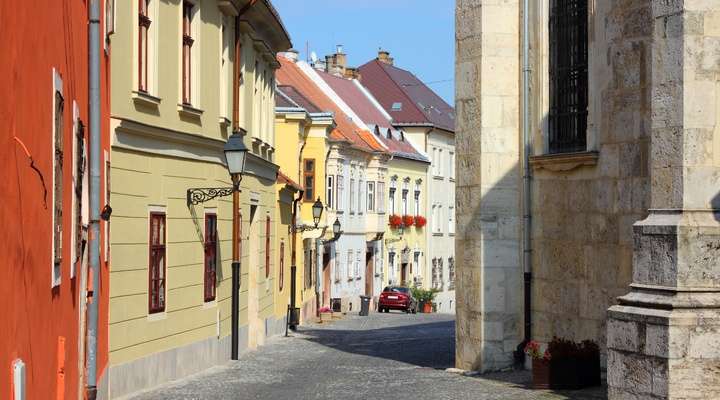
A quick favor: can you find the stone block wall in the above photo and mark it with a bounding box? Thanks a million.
[455,0,523,372]
[529,0,652,360]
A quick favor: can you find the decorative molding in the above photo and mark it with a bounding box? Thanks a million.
[529,151,599,172]
[178,103,204,119]
[132,91,161,108]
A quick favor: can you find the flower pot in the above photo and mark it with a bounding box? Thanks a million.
[320,311,333,322]
[531,359,551,389]
[422,302,433,313]
[549,358,582,389]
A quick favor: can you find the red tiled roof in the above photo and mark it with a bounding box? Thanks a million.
[358,60,455,133]
[276,56,386,153]
[277,170,302,191]
[277,84,323,113]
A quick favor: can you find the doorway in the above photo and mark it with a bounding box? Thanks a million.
[365,251,374,296]
[322,252,331,307]
[401,263,408,286]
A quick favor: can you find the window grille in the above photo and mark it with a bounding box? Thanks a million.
[204,214,217,302]
[149,213,166,313]
[549,0,588,153]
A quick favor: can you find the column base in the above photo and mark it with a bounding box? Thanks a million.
[607,303,720,399]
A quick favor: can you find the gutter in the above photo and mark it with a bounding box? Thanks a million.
[516,0,533,367]
[85,0,101,398]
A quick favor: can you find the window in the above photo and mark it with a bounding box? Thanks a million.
[279,242,285,291]
[413,252,420,277]
[355,251,361,278]
[358,178,364,215]
[389,187,396,215]
[549,0,588,153]
[376,182,385,213]
[303,159,315,201]
[367,182,375,212]
[391,102,402,111]
[350,178,356,214]
[182,1,195,105]
[431,258,438,289]
[449,152,455,179]
[347,251,353,280]
[449,206,456,235]
[220,18,230,118]
[204,214,217,302]
[337,175,344,211]
[334,250,341,282]
[438,258,444,288]
[432,205,439,233]
[432,148,438,175]
[72,116,86,272]
[388,252,395,283]
[448,257,455,290]
[327,175,334,209]
[414,186,420,216]
[438,150,443,176]
[304,247,313,289]
[265,216,271,278]
[402,189,408,216]
[52,79,64,287]
[138,0,151,92]
[149,213,166,313]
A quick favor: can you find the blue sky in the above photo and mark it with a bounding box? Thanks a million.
[273,0,456,106]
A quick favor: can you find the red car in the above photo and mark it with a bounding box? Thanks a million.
[378,286,417,313]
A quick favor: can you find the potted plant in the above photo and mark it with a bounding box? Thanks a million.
[319,306,333,323]
[525,337,601,390]
[402,215,415,227]
[525,340,552,389]
[414,215,427,228]
[411,288,438,313]
[388,214,403,229]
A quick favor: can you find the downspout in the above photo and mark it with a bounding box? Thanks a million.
[85,0,101,398]
[290,189,304,323]
[517,0,533,366]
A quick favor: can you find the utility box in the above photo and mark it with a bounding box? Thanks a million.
[359,296,371,316]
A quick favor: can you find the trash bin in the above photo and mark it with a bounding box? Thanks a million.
[359,296,371,316]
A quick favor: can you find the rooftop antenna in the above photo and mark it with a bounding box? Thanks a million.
[310,51,318,64]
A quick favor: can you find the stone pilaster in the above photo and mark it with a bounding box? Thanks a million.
[455,0,523,371]
[607,2,720,398]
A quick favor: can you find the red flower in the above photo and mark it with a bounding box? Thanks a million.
[402,215,415,227]
[389,214,403,228]
[414,215,427,228]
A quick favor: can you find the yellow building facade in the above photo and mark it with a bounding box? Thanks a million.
[107,0,290,397]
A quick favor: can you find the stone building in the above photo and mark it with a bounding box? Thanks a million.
[456,0,720,398]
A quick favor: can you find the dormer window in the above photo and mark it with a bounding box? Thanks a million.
[391,102,402,111]
[386,129,392,139]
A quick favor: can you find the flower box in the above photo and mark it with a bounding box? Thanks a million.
[388,214,403,229]
[414,215,427,228]
[402,215,415,227]
[526,338,601,390]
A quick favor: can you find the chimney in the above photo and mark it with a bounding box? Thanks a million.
[325,44,348,76]
[343,67,361,80]
[284,49,299,62]
[378,49,394,66]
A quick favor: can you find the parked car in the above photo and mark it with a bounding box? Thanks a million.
[378,286,417,313]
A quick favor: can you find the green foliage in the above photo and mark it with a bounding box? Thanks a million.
[411,287,439,303]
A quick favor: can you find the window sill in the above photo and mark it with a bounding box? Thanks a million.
[132,91,161,107]
[147,311,168,322]
[347,278,354,282]
[177,103,204,119]
[355,276,361,281]
[433,175,444,180]
[219,116,231,127]
[529,151,599,172]
[433,232,444,237]
[203,300,218,309]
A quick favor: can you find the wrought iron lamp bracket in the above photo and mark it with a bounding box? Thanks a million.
[187,186,235,206]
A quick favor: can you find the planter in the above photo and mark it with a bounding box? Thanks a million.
[422,302,433,313]
[320,311,333,323]
[578,354,601,387]
[531,359,551,389]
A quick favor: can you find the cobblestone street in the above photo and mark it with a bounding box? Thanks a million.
[126,312,607,400]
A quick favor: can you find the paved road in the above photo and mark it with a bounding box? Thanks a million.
[128,312,607,400]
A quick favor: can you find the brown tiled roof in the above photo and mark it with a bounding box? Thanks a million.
[276,56,386,153]
[277,85,323,113]
[358,60,455,133]
[316,70,428,163]
[277,170,302,191]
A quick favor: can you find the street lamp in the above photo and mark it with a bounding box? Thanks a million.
[312,198,323,227]
[333,217,341,236]
[186,129,248,360]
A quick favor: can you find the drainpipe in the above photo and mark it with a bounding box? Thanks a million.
[85,0,101,398]
[290,190,304,322]
[516,0,533,366]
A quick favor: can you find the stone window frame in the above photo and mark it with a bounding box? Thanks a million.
[530,0,600,168]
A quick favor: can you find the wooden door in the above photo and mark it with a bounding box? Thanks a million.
[365,251,373,296]
[401,263,408,286]
[322,253,331,307]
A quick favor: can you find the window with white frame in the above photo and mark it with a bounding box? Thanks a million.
[337,175,345,211]
[181,1,197,105]
[138,0,154,94]
[347,251,353,280]
[355,251,361,278]
[389,179,397,214]
[438,149,443,176]
[432,148,438,175]
[327,175,334,210]
[448,257,455,290]
[367,182,375,212]
[376,181,385,213]
[358,178,364,215]
[350,178,356,214]
[334,249,341,282]
[388,252,396,283]
[52,70,64,287]
[449,152,455,179]
[431,258,438,289]
[414,183,420,216]
[220,16,231,119]
[449,206,455,235]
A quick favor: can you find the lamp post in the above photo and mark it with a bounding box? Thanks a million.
[187,129,248,360]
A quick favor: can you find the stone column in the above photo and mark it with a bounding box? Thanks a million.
[455,0,523,371]
[607,2,720,399]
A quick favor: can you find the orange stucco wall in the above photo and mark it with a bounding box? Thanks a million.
[0,0,110,398]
